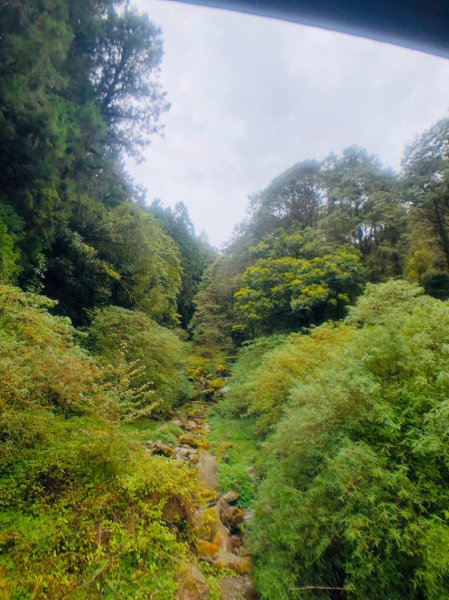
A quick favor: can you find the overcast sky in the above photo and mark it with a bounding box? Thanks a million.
[127,0,449,247]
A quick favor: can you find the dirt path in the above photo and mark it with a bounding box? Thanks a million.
[146,401,258,599]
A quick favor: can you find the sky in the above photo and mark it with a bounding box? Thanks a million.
[127,0,449,247]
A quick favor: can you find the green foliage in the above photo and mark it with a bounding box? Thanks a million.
[190,257,241,350]
[321,147,406,279]
[402,117,449,298]
[150,200,215,328]
[230,281,449,598]
[0,0,180,324]
[235,228,365,335]
[87,306,192,415]
[0,200,23,283]
[123,419,183,446]
[0,285,200,598]
[208,412,258,508]
[91,6,170,158]
[193,147,407,343]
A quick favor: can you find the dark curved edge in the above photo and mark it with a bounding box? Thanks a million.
[172,0,449,59]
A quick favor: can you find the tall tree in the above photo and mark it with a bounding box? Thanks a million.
[150,200,214,328]
[321,146,406,280]
[402,117,449,298]
[91,7,170,158]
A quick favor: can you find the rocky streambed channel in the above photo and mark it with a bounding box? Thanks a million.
[145,402,258,600]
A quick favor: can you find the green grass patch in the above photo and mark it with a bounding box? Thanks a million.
[207,410,258,507]
[122,419,182,446]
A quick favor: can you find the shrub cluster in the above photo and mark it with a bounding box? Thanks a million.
[223,281,449,599]
[0,286,198,598]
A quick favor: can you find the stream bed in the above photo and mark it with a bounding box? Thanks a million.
[146,401,258,599]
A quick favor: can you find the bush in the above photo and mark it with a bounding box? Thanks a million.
[87,306,192,415]
[230,281,449,598]
[0,286,200,598]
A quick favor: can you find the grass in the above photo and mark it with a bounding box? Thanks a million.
[122,419,182,446]
[207,409,259,508]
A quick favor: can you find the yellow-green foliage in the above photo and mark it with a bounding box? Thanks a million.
[224,329,349,437]
[228,281,449,599]
[0,286,199,598]
[87,306,192,415]
[234,233,365,335]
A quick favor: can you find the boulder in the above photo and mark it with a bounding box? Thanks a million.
[197,506,233,552]
[196,539,219,561]
[176,563,210,600]
[214,550,252,574]
[221,490,240,505]
[179,433,208,449]
[144,440,176,458]
[220,504,245,529]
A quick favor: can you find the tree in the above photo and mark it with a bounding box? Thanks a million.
[321,146,406,280]
[234,228,365,336]
[91,7,170,158]
[402,117,449,297]
[248,160,323,238]
[150,200,215,328]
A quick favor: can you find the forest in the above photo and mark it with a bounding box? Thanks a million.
[1,1,449,598]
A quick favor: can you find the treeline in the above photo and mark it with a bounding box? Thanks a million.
[192,125,449,347]
[0,0,212,327]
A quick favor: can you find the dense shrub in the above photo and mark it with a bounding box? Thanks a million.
[0,286,199,598]
[87,306,192,415]
[227,281,449,598]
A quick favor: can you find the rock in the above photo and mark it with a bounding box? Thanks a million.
[243,509,254,521]
[221,490,240,505]
[144,440,176,458]
[220,504,245,529]
[245,466,257,480]
[196,539,219,561]
[176,563,210,600]
[187,408,203,419]
[188,453,199,465]
[219,575,258,600]
[197,506,233,553]
[197,453,218,490]
[200,488,219,506]
[179,433,208,449]
[214,550,252,574]
[188,420,198,430]
[230,534,243,550]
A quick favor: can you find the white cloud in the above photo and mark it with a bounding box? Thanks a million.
[127,0,449,246]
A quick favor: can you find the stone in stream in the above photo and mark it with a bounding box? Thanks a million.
[221,489,240,504]
[197,452,218,490]
[243,508,254,521]
[144,440,176,458]
[219,503,245,529]
[214,550,252,574]
[197,506,233,554]
[179,433,209,449]
[219,575,259,600]
[176,562,210,600]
